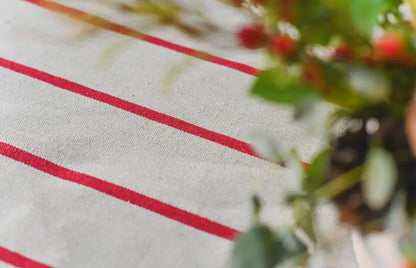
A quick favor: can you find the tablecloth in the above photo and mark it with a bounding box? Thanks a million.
[0,0,358,267]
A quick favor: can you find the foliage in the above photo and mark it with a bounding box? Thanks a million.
[233,0,416,266]
[232,225,307,268]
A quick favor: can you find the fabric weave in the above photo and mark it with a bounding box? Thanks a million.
[0,0,357,267]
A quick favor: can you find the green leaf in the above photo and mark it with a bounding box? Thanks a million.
[362,146,398,210]
[303,150,329,193]
[284,193,309,205]
[293,199,316,242]
[296,4,333,44]
[350,0,388,36]
[232,226,280,268]
[275,228,308,260]
[251,69,320,106]
[232,226,307,268]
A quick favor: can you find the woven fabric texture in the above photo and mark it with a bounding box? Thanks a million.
[0,0,357,267]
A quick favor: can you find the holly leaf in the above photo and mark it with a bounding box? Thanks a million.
[251,69,320,105]
[350,0,389,36]
[362,146,398,210]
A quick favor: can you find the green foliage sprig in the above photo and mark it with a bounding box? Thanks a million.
[232,0,416,267]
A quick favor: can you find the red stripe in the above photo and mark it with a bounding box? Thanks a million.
[0,245,53,268]
[0,141,240,240]
[0,56,260,159]
[19,0,261,76]
[0,57,309,168]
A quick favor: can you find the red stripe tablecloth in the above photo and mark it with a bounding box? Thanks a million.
[0,0,357,267]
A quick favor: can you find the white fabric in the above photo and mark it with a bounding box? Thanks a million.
[0,0,357,267]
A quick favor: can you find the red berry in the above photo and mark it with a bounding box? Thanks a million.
[270,34,297,57]
[303,65,319,83]
[237,24,267,49]
[334,44,354,60]
[374,32,407,61]
[302,63,327,93]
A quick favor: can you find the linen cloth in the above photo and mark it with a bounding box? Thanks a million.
[0,0,358,267]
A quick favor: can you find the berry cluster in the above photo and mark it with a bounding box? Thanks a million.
[237,25,297,57]
[238,24,414,64]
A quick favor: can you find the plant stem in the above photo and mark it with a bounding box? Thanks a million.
[314,166,363,200]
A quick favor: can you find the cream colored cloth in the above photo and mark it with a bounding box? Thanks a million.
[0,0,357,267]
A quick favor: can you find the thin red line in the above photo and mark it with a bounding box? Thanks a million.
[15,1,310,168]
[0,245,53,268]
[0,57,309,168]
[0,56,261,159]
[0,141,240,240]
[19,0,261,76]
